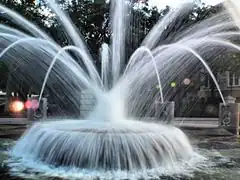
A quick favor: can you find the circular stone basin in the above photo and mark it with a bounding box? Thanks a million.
[10,120,194,171]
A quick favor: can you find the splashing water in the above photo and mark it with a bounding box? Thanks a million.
[0,0,240,179]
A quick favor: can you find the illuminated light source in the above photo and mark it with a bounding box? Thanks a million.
[9,101,24,113]
[25,100,32,109]
[170,81,177,87]
[183,78,191,85]
[25,99,39,110]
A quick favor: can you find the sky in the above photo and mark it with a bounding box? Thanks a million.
[149,0,224,9]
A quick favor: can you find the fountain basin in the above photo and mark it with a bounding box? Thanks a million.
[10,120,194,171]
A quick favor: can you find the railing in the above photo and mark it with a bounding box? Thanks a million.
[173,117,219,128]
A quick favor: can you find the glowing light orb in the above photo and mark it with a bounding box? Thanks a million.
[25,99,39,110]
[9,101,24,113]
[170,82,177,87]
[183,78,191,85]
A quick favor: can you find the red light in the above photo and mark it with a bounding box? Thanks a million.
[25,99,39,110]
[9,101,24,113]
[25,100,32,109]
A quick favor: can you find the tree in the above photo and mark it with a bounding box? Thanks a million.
[0,0,48,35]
[0,62,8,90]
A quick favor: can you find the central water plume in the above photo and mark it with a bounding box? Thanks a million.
[2,0,240,179]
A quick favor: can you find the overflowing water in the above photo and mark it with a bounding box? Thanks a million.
[12,120,194,170]
[0,0,240,179]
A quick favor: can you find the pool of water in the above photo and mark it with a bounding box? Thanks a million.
[0,137,239,180]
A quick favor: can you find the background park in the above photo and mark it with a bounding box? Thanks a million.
[0,0,239,179]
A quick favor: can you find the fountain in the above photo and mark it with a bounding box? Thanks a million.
[0,0,240,179]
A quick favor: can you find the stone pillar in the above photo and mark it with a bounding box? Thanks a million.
[27,107,34,121]
[79,91,95,118]
[155,101,175,123]
[219,96,239,135]
[26,97,34,121]
[41,98,48,119]
[27,97,48,120]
